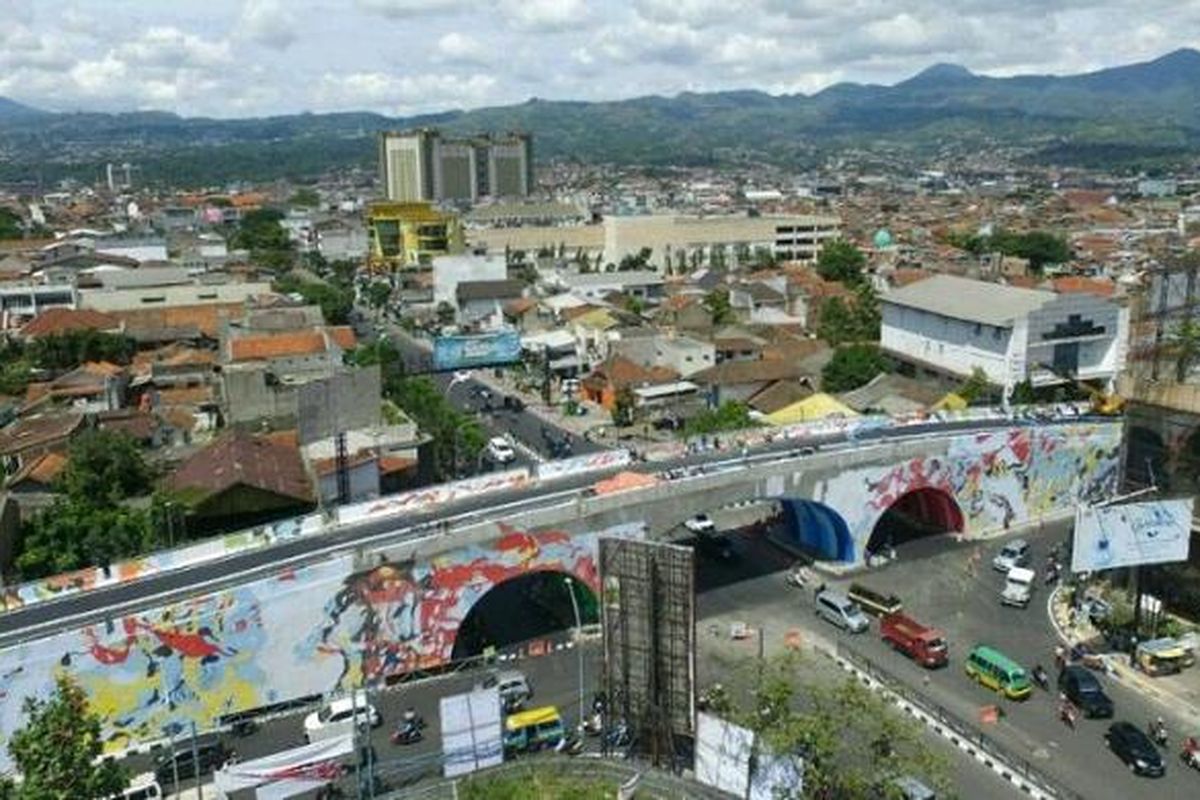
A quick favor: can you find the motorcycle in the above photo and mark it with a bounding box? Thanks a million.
[402,708,426,730]
[1031,665,1050,692]
[1181,736,1200,771]
[556,731,585,756]
[582,711,604,736]
[786,564,813,589]
[390,721,423,746]
[1149,719,1169,748]
[604,720,631,750]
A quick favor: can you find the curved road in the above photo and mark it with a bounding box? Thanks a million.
[0,414,1102,647]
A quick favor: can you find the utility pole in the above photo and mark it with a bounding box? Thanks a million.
[565,577,585,730]
[190,721,202,798]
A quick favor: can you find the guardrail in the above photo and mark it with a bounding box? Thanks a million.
[836,643,1086,800]
[377,754,724,800]
[0,403,1097,617]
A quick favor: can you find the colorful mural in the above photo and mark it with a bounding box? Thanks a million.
[816,423,1122,562]
[0,522,640,771]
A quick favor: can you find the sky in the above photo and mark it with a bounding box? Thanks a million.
[0,0,1198,119]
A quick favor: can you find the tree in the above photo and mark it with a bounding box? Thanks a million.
[1170,317,1200,383]
[817,284,880,346]
[275,274,353,324]
[0,675,127,800]
[0,207,23,240]
[436,301,457,327]
[363,281,392,316]
[59,430,154,507]
[30,330,135,370]
[703,288,734,325]
[618,247,652,272]
[816,238,867,285]
[685,401,755,437]
[731,654,951,799]
[611,386,636,427]
[1010,379,1037,405]
[822,344,887,392]
[231,208,295,272]
[288,187,320,208]
[957,367,992,405]
[386,375,484,480]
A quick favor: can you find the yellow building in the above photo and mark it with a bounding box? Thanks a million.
[366,201,465,272]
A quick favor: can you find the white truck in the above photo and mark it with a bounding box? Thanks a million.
[1001,566,1035,608]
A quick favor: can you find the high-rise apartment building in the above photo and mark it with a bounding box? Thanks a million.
[378,130,533,203]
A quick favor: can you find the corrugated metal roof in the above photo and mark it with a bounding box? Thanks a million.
[882,274,1054,327]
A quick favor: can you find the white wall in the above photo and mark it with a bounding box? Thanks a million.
[432,255,506,307]
[881,303,1014,384]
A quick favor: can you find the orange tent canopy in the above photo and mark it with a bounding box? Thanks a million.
[592,471,660,496]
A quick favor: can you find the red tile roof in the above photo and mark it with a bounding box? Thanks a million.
[166,430,312,504]
[229,331,328,361]
[6,450,68,489]
[1051,277,1115,298]
[586,356,679,390]
[327,326,358,351]
[20,308,119,338]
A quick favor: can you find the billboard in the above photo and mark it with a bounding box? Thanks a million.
[695,712,754,797]
[1072,498,1194,572]
[433,331,521,371]
[600,538,695,759]
[440,688,503,778]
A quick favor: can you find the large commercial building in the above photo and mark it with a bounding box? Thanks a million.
[379,130,533,203]
[366,202,466,272]
[880,274,1128,390]
[467,212,840,270]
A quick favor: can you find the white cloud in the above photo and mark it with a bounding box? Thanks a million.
[238,0,298,51]
[498,0,589,31]
[117,26,232,70]
[355,0,461,17]
[435,31,486,63]
[313,70,498,114]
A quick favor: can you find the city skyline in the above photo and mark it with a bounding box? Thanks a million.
[0,0,1197,119]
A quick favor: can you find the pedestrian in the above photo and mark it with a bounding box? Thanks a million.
[1054,644,1066,671]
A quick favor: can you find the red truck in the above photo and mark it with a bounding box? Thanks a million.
[880,613,948,668]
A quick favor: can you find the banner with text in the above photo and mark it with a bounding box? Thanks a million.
[1072,498,1194,573]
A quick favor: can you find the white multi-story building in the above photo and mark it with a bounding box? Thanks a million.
[880,275,1128,390]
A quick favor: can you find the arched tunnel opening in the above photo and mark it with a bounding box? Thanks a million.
[864,488,964,558]
[451,570,598,662]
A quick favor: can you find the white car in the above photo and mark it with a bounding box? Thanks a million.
[303,693,381,743]
[684,514,716,534]
[487,436,516,464]
[992,539,1031,573]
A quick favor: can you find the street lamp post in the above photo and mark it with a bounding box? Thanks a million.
[564,576,585,730]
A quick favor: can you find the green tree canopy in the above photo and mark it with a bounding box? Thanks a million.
[685,400,755,437]
[0,207,23,240]
[30,330,135,370]
[818,284,880,346]
[288,187,320,208]
[611,386,636,427]
[386,375,484,480]
[363,281,392,314]
[957,367,992,406]
[703,288,734,325]
[816,238,867,285]
[232,208,295,271]
[15,499,158,578]
[59,429,154,507]
[822,343,887,392]
[274,273,353,325]
[0,675,127,800]
[946,228,1071,273]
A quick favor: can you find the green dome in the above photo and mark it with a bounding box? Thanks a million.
[873,228,894,249]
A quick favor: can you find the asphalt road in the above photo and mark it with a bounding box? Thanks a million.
[0,414,1098,646]
[690,517,1200,799]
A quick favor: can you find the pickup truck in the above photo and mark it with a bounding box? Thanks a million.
[880,613,949,668]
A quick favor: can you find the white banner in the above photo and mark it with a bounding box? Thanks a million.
[214,734,353,796]
[440,688,503,778]
[535,449,631,482]
[695,712,754,798]
[1072,498,1194,572]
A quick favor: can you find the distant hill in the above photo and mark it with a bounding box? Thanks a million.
[2,48,1198,187]
[0,96,43,119]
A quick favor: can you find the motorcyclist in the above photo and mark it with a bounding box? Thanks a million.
[1032,663,1049,689]
[1151,716,1167,744]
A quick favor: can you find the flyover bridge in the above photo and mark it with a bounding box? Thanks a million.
[0,409,1121,767]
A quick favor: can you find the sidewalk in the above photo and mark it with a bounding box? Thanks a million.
[1049,586,1200,726]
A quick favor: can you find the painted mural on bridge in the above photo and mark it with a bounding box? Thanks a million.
[814,423,1122,562]
[0,522,639,770]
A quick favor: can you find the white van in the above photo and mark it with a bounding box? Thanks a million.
[117,773,162,800]
[814,589,870,633]
[1000,566,1035,608]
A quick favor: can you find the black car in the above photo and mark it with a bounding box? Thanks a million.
[154,739,232,788]
[502,395,526,412]
[1104,721,1165,777]
[1058,665,1114,718]
[695,532,736,561]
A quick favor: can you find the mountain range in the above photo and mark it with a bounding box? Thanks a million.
[2,48,1199,187]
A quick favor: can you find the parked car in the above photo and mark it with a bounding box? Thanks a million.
[487,436,516,464]
[503,395,526,412]
[1104,721,1165,776]
[695,531,736,561]
[153,739,231,789]
[303,693,382,743]
[992,539,1031,573]
[684,514,716,534]
[1058,665,1114,718]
